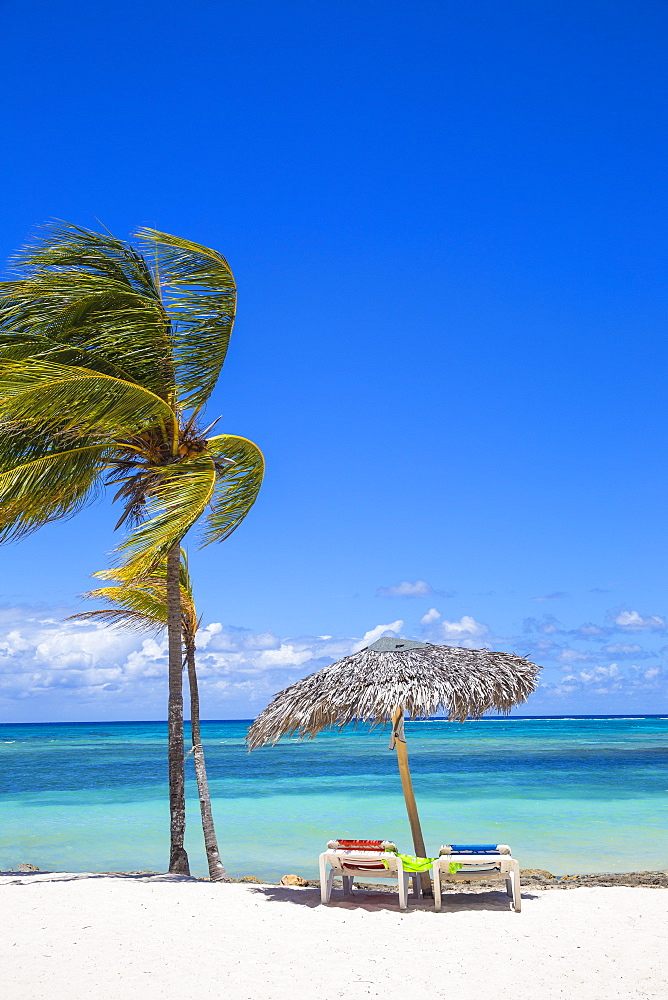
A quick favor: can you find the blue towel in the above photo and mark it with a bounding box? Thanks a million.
[448,844,500,854]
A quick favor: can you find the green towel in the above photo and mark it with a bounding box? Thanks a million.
[395,853,434,872]
[383,854,466,875]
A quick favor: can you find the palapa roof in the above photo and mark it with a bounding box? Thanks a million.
[247,637,540,749]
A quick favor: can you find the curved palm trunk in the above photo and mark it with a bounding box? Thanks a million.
[166,542,190,875]
[185,636,226,881]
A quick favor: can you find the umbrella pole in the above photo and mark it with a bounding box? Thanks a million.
[392,707,432,896]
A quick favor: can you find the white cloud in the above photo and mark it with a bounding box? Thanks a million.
[440,615,488,639]
[556,648,592,664]
[2,599,665,720]
[352,621,404,653]
[523,612,667,642]
[576,624,606,637]
[613,611,666,631]
[602,642,647,658]
[423,615,489,648]
[542,660,666,699]
[523,616,562,635]
[376,580,434,597]
[0,605,411,716]
[532,592,568,602]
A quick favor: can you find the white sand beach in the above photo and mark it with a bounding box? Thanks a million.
[1,873,666,1000]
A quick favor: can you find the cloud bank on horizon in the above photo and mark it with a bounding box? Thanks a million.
[0,597,665,722]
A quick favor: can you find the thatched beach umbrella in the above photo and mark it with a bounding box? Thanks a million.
[247,636,540,888]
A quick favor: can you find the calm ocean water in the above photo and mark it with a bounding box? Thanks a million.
[0,717,666,879]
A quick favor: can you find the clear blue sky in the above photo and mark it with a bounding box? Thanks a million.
[1,0,666,721]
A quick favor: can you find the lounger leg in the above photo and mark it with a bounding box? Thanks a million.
[505,877,513,898]
[326,868,335,903]
[432,863,442,912]
[319,854,329,905]
[511,862,521,913]
[342,875,353,895]
[411,873,423,899]
[398,873,408,911]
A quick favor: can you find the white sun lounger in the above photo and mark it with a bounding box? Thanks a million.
[319,839,422,910]
[431,843,521,912]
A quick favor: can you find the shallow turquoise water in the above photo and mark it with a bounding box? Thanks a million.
[0,717,666,878]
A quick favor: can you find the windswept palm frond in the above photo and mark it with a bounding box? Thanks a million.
[72,607,165,634]
[201,434,265,546]
[81,554,198,636]
[77,583,168,625]
[0,360,175,438]
[7,221,159,293]
[118,455,218,571]
[92,547,192,588]
[0,445,111,542]
[0,222,174,397]
[0,332,143,385]
[135,229,236,408]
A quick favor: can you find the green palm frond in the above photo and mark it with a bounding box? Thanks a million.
[0,222,262,576]
[0,222,175,397]
[71,551,198,637]
[118,456,217,571]
[76,583,169,630]
[93,550,193,594]
[201,435,265,546]
[135,229,236,408]
[0,360,175,438]
[0,333,139,384]
[0,444,110,542]
[0,293,173,399]
[72,608,165,634]
[7,221,158,298]
[0,417,99,473]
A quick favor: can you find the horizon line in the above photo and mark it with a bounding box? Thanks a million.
[1,713,666,726]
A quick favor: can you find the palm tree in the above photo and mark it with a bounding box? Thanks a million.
[0,223,264,874]
[72,553,226,881]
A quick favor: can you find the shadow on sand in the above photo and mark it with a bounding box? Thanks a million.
[250,883,539,913]
[0,872,539,913]
[0,870,195,885]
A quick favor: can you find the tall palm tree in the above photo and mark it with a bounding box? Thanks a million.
[0,223,264,874]
[72,553,226,881]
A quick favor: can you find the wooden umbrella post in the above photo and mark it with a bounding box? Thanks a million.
[391,706,432,896]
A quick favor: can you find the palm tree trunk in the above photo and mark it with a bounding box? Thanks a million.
[166,541,190,875]
[185,636,226,881]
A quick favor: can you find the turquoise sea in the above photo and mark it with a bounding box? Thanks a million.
[0,717,666,879]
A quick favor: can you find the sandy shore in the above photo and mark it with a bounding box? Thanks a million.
[2,872,666,1000]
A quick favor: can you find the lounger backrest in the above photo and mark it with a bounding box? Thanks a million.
[325,850,399,875]
[323,838,401,877]
[439,844,511,855]
[327,839,397,852]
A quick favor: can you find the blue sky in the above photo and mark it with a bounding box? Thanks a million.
[0,0,666,721]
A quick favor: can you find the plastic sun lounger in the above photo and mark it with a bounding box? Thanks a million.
[318,839,423,911]
[431,843,522,912]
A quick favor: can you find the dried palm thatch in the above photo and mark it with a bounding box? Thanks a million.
[247,637,540,749]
